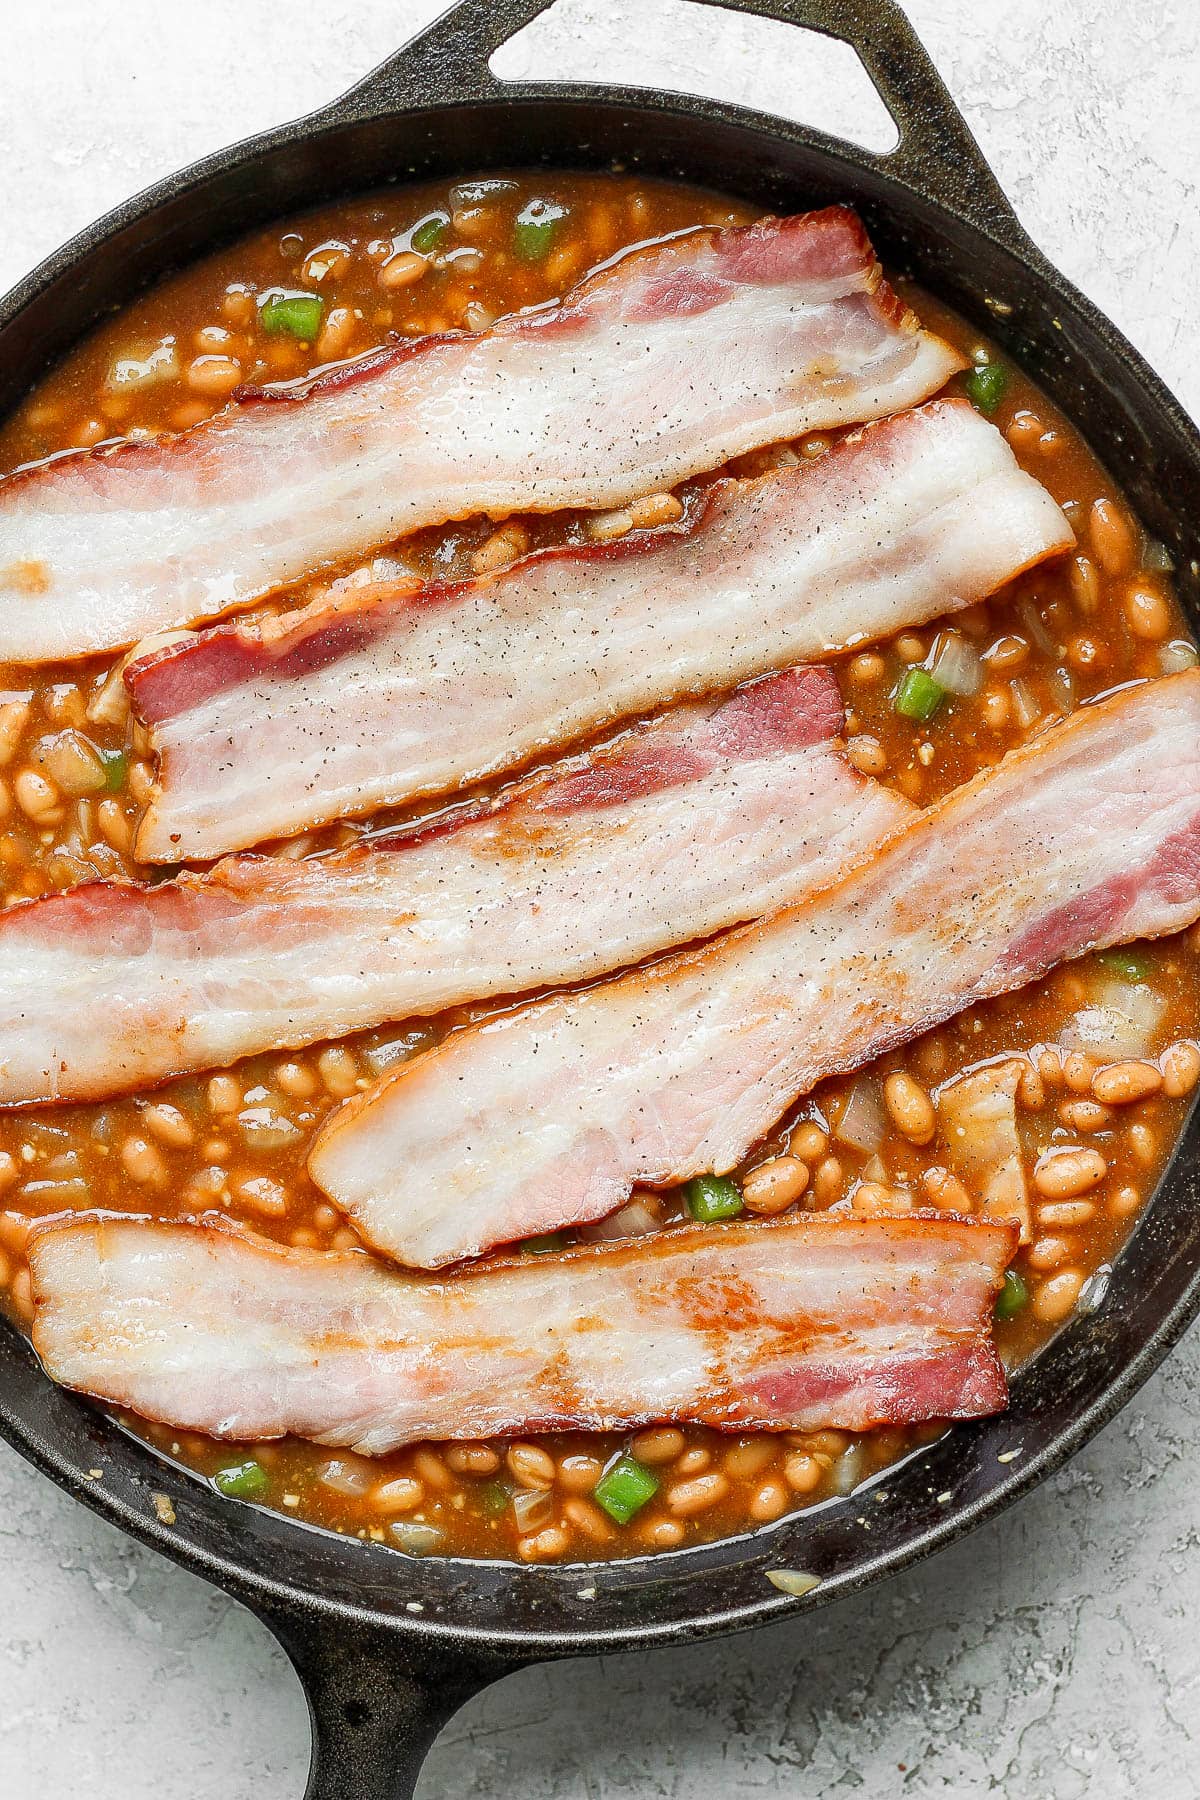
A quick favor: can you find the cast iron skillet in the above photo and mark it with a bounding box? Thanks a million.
[1,1,1198,1794]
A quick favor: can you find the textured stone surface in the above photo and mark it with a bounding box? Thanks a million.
[1,2,1198,1795]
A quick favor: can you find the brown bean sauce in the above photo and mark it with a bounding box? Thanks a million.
[0,171,1196,1564]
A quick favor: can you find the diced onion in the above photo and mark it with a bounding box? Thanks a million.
[832,1444,865,1495]
[765,1570,823,1597]
[1144,539,1176,572]
[361,1030,428,1077]
[578,1198,662,1242]
[834,1080,885,1153]
[1018,597,1057,656]
[1160,639,1199,676]
[1047,667,1076,714]
[1059,980,1166,1060]
[317,1457,373,1496]
[511,1488,553,1532]
[388,1521,444,1556]
[927,631,983,697]
[105,339,179,392]
[1009,677,1042,731]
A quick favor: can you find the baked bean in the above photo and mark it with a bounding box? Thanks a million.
[95,797,131,851]
[981,686,1011,729]
[585,505,634,543]
[783,1452,823,1494]
[883,1071,935,1144]
[1017,1060,1046,1110]
[186,355,241,397]
[1038,1048,1064,1089]
[471,521,530,575]
[140,1102,195,1148]
[986,634,1029,672]
[913,1035,948,1083]
[1027,1235,1071,1271]
[723,1438,776,1479]
[1058,1099,1111,1134]
[517,1526,570,1561]
[922,1166,972,1212]
[1091,1061,1163,1106]
[627,492,683,530]
[207,1074,241,1115]
[667,1472,729,1516]
[1006,409,1043,449]
[559,1454,604,1493]
[1090,497,1136,574]
[1032,1268,1085,1323]
[275,1061,317,1099]
[379,250,428,289]
[1162,1040,1200,1098]
[741,1155,809,1214]
[1124,580,1171,642]
[790,1122,828,1163]
[371,1477,424,1514]
[1036,1200,1096,1229]
[1062,1051,1095,1094]
[639,1517,685,1550]
[849,652,886,686]
[444,1443,500,1476]
[812,1155,844,1205]
[0,701,29,766]
[673,1446,712,1477]
[316,306,356,360]
[748,1480,789,1523]
[630,1427,685,1465]
[1033,1148,1107,1198]
[1109,1185,1142,1219]
[506,1443,556,1489]
[846,734,886,775]
[1128,1122,1158,1167]
[411,1447,454,1491]
[14,768,60,821]
[1068,552,1100,614]
[895,633,925,662]
[563,1497,613,1542]
[230,1173,287,1217]
[317,1046,359,1096]
[120,1135,167,1188]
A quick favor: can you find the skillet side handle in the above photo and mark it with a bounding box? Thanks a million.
[322,0,1035,261]
[257,1603,510,1800]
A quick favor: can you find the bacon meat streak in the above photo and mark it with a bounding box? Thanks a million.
[128,399,1071,860]
[0,668,912,1105]
[309,671,1200,1268]
[0,207,965,663]
[29,1214,1016,1449]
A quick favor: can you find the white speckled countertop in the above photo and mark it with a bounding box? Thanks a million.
[2,3,1198,1794]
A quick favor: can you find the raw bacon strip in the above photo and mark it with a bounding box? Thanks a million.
[310,671,1200,1269]
[0,668,911,1105]
[29,1213,1015,1450]
[0,206,964,663]
[129,399,1071,860]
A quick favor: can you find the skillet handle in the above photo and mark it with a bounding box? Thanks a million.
[257,1603,510,1800]
[325,0,1034,258]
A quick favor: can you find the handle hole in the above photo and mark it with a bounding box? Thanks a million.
[489,0,898,152]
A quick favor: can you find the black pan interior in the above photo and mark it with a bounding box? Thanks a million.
[1,91,1199,1658]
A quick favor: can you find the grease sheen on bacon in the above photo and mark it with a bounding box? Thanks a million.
[129,399,1071,860]
[310,672,1200,1268]
[28,1213,1015,1450]
[0,206,965,664]
[0,668,912,1105]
